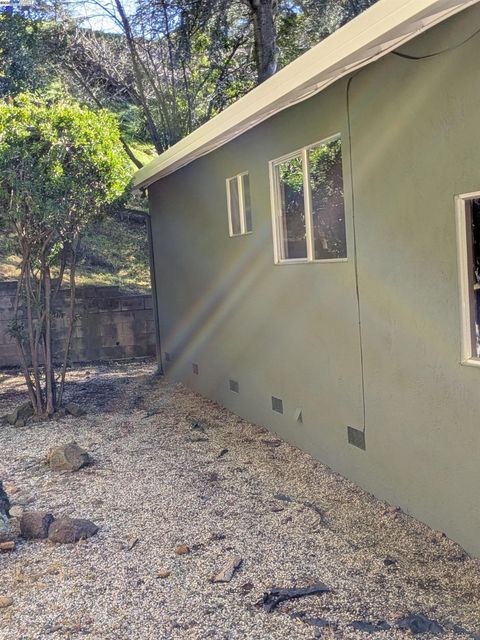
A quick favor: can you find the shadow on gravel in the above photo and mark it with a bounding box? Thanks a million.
[0,363,156,416]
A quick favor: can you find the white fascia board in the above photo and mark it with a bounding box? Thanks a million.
[134,0,479,190]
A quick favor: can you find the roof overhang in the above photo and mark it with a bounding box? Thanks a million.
[134,0,479,190]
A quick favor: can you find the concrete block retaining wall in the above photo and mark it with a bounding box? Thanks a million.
[0,282,156,368]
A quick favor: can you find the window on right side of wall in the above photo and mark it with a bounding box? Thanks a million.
[456,193,480,364]
[270,136,347,263]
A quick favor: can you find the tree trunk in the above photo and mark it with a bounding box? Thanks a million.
[58,236,79,407]
[113,0,165,153]
[44,266,55,415]
[24,257,43,414]
[12,259,37,409]
[245,0,277,83]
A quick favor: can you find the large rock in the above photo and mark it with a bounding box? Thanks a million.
[0,520,12,544]
[0,482,10,519]
[0,482,10,542]
[396,614,444,635]
[8,505,23,519]
[64,403,86,417]
[47,442,91,472]
[48,517,98,544]
[4,402,33,428]
[20,511,55,540]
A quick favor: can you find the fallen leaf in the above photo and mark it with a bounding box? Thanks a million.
[175,544,190,555]
[157,569,171,579]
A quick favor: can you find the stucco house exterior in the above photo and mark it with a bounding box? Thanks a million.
[134,0,480,557]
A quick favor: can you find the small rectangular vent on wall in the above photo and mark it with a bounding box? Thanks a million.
[192,363,199,375]
[272,396,283,414]
[347,426,366,450]
[165,352,171,362]
[229,379,239,393]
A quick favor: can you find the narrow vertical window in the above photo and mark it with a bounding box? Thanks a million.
[241,173,253,233]
[226,172,253,236]
[308,139,346,259]
[276,155,307,259]
[270,135,347,263]
[227,177,241,235]
[456,194,480,363]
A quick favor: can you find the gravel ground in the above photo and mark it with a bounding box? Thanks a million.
[0,361,479,640]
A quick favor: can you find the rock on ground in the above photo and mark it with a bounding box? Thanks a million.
[211,555,243,583]
[3,401,34,427]
[47,441,91,472]
[47,517,99,544]
[64,402,86,417]
[0,481,10,518]
[20,511,55,540]
[0,481,11,543]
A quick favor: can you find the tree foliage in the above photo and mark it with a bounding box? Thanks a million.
[0,0,379,414]
[0,0,378,160]
[0,94,131,415]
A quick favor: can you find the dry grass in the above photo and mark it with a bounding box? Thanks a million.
[0,253,21,282]
[0,214,150,293]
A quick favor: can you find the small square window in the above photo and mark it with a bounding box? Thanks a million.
[270,136,347,263]
[226,172,253,236]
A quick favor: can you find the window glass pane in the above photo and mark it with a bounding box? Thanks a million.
[242,174,252,232]
[470,199,480,356]
[228,177,241,235]
[277,155,307,259]
[309,139,346,259]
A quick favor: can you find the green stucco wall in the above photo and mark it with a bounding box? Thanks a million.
[148,4,480,556]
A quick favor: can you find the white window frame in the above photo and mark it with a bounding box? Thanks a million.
[269,134,347,265]
[455,191,480,367]
[226,172,252,237]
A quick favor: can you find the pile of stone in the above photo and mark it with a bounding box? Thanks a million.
[20,511,98,544]
[1,402,85,428]
[1,442,97,548]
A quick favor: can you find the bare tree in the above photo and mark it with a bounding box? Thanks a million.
[27,0,377,155]
[53,0,253,152]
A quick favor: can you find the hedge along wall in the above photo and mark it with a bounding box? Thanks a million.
[0,282,156,368]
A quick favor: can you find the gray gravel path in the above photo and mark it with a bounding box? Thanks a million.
[0,362,479,640]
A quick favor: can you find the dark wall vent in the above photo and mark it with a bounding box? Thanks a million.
[165,352,171,362]
[347,426,366,450]
[272,396,283,414]
[192,363,199,375]
[229,379,239,393]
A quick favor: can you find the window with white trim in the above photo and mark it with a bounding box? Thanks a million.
[226,172,252,236]
[270,136,347,263]
[456,193,480,364]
